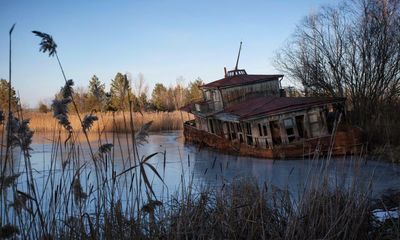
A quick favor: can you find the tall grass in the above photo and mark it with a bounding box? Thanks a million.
[23,111,191,133]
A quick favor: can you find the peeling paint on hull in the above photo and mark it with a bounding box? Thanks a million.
[184,122,363,159]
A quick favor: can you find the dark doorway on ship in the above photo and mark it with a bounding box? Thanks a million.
[326,111,335,134]
[270,120,282,145]
[208,119,215,134]
[295,115,307,138]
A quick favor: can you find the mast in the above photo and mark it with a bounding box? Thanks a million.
[234,41,242,70]
[8,24,15,119]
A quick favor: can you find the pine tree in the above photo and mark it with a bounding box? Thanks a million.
[0,79,18,112]
[110,72,131,111]
[151,83,167,111]
[185,78,204,103]
[87,75,106,111]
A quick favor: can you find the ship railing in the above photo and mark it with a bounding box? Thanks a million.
[253,137,270,149]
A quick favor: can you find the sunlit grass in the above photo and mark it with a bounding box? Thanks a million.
[23,111,192,133]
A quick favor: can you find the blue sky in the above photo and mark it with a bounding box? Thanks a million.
[0,0,337,107]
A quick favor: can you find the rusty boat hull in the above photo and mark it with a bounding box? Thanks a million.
[183,121,363,159]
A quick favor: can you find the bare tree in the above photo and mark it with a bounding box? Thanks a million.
[131,73,146,97]
[275,0,400,129]
[172,76,187,110]
[132,73,149,111]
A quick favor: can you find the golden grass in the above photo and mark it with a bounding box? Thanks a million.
[23,111,193,133]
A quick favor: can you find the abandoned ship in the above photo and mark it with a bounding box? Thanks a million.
[182,56,362,159]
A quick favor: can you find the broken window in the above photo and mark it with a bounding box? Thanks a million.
[235,123,244,143]
[270,120,282,145]
[263,125,268,136]
[245,122,253,146]
[257,123,269,148]
[258,123,268,136]
[208,119,215,134]
[283,118,296,142]
[245,122,252,135]
[227,122,237,140]
[236,123,242,132]
[309,113,320,137]
[295,115,307,138]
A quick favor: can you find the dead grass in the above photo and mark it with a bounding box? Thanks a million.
[56,178,399,240]
[23,111,192,133]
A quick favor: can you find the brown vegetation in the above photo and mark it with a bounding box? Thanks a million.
[23,111,192,133]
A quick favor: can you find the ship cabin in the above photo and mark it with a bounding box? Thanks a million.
[184,69,345,149]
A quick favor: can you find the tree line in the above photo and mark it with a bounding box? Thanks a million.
[35,73,204,113]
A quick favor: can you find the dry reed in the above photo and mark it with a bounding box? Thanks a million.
[23,111,192,133]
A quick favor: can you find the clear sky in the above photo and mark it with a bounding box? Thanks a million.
[0,0,338,107]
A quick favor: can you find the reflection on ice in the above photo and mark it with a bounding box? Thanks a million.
[23,131,400,199]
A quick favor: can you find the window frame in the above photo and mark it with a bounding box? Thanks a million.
[283,118,296,142]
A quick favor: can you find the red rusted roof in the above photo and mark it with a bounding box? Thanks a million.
[202,74,283,89]
[222,96,345,119]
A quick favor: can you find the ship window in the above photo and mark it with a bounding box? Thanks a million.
[228,122,237,140]
[258,123,268,136]
[295,115,307,138]
[208,119,215,134]
[270,120,282,145]
[283,118,296,142]
[245,122,252,135]
[258,123,268,137]
[309,113,320,137]
[236,123,242,132]
[205,91,211,100]
[263,125,268,136]
[245,122,253,146]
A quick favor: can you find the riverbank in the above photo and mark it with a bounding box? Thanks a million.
[371,145,400,164]
[21,111,192,133]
